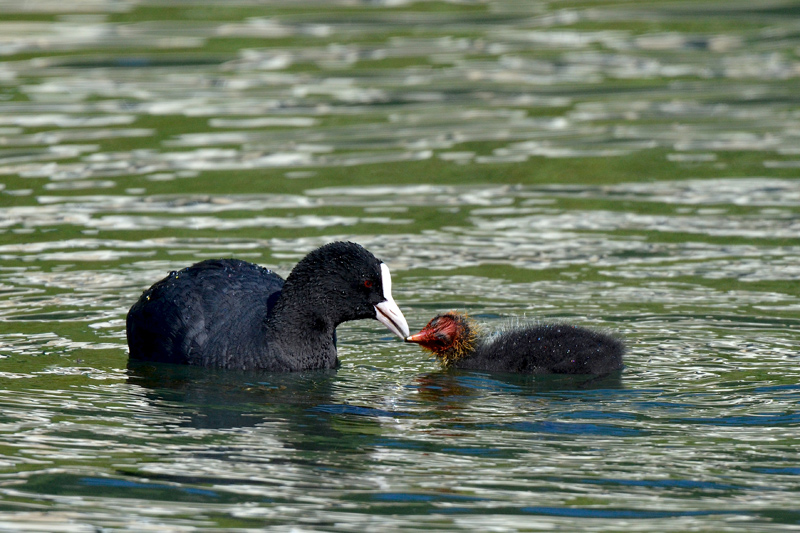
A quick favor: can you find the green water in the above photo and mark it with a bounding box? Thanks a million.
[1,0,800,531]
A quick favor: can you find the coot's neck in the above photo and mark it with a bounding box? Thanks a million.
[261,276,339,371]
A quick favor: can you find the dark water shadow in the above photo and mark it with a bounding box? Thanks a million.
[413,369,624,404]
[126,360,340,430]
[125,360,419,456]
[119,361,408,496]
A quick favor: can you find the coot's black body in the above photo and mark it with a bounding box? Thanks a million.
[127,242,409,372]
[127,259,284,369]
[406,312,624,375]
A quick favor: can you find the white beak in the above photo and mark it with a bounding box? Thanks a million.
[374,263,410,339]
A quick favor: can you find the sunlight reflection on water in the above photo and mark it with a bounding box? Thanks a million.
[1,0,800,531]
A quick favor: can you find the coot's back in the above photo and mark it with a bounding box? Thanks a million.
[127,259,284,367]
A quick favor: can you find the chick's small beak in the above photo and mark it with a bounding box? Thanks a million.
[405,329,432,343]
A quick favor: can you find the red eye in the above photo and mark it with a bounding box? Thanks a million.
[363,279,373,288]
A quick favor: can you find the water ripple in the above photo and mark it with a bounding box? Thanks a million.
[1,1,800,531]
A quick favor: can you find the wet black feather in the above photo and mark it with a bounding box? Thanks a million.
[126,242,385,371]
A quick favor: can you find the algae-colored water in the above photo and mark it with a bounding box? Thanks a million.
[1,1,800,530]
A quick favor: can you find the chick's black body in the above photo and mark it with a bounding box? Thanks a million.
[458,323,624,375]
[407,312,624,375]
[127,242,408,372]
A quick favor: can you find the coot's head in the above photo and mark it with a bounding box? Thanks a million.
[406,312,478,367]
[283,241,409,338]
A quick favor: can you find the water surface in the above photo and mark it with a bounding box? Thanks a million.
[1,1,800,531]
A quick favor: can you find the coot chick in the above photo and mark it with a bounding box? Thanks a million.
[406,312,624,375]
[127,241,410,371]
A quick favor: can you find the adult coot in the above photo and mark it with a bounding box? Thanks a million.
[127,241,410,371]
[406,312,624,375]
